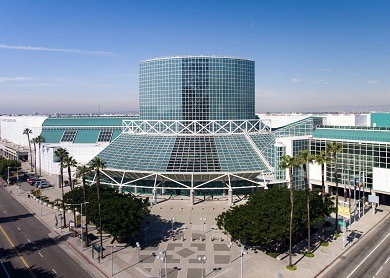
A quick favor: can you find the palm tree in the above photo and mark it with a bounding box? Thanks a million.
[75,165,91,247]
[54,147,69,227]
[23,128,33,171]
[280,155,300,268]
[36,135,46,177]
[315,150,330,241]
[64,155,78,227]
[327,142,342,232]
[297,150,314,255]
[30,137,38,175]
[90,157,106,257]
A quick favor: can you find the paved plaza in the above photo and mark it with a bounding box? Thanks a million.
[3,168,390,277]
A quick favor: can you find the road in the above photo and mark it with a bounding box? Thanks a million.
[322,215,390,278]
[0,185,92,277]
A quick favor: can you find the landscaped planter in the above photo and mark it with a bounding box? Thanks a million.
[43,202,48,206]
[48,203,53,208]
[54,205,59,210]
[67,209,73,214]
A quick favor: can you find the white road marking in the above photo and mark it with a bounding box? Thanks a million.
[52,269,57,274]
[38,252,43,257]
[3,210,6,214]
[347,232,390,278]
[375,266,383,276]
[385,257,390,264]
[17,227,20,231]
[27,239,31,243]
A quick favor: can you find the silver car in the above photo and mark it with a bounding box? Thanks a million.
[36,180,52,189]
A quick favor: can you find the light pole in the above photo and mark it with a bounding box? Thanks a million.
[136,242,141,263]
[7,166,10,183]
[157,250,166,278]
[65,202,89,251]
[200,218,207,234]
[170,218,175,236]
[240,247,248,278]
[227,242,233,263]
[198,256,206,278]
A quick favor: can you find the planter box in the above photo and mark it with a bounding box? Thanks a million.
[54,205,59,210]
[48,204,53,208]
[67,209,73,214]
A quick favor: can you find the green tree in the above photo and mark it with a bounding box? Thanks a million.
[90,157,106,257]
[36,135,46,177]
[314,150,331,241]
[327,142,342,232]
[75,164,91,247]
[296,150,314,255]
[23,128,33,171]
[64,155,78,226]
[279,155,300,268]
[54,147,69,227]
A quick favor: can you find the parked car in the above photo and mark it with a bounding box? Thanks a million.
[29,178,42,185]
[26,176,39,184]
[36,180,51,189]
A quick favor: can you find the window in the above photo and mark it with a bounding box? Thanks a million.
[61,130,77,142]
[97,131,112,142]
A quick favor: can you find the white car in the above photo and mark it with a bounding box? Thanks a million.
[36,180,52,189]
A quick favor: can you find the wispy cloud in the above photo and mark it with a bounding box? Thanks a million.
[313,80,330,85]
[0,76,33,82]
[365,80,379,85]
[0,44,118,57]
[315,68,333,72]
[292,78,302,83]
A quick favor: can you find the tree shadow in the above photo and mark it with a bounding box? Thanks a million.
[0,213,35,224]
[135,214,185,247]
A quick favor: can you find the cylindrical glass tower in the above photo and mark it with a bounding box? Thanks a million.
[139,56,255,121]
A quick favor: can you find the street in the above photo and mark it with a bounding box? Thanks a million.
[321,215,390,278]
[0,185,92,277]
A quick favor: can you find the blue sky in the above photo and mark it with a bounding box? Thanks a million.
[0,0,389,114]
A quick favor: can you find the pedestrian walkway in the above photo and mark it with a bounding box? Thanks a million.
[5,180,390,278]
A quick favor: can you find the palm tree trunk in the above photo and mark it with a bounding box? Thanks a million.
[38,143,42,177]
[288,167,294,267]
[321,163,326,242]
[60,166,66,227]
[96,170,103,257]
[303,164,311,254]
[82,176,89,247]
[33,142,37,175]
[334,153,339,232]
[27,134,33,171]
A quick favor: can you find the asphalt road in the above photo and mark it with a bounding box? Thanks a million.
[0,185,92,278]
[322,215,390,278]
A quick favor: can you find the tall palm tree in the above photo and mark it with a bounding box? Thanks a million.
[297,150,314,255]
[31,137,38,175]
[327,142,342,232]
[90,157,106,257]
[315,150,330,241]
[280,155,300,268]
[36,135,46,177]
[75,165,91,247]
[64,155,78,227]
[54,147,69,227]
[23,128,33,171]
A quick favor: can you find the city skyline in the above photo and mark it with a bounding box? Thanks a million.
[1,0,389,115]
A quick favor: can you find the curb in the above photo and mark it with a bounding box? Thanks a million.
[314,210,390,277]
[8,189,109,278]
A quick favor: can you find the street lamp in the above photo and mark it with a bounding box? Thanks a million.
[65,202,89,251]
[170,218,175,236]
[135,242,141,263]
[157,250,167,278]
[200,218,207,234]
[240,247,248,278]
[198,256,207,278]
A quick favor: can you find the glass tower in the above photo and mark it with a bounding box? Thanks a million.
[139,56,255,121]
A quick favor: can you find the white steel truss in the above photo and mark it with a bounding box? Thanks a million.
[122,119,271,135]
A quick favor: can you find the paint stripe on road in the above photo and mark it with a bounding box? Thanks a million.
[385,257,389,264]
[27,239,31,243]
[52,269,57,275]
[17,227,21,231]
[347,232,390,278]
[375,266,383,276]
[38,252,43,258]
[0,225,36,278]
[3,210,6,214]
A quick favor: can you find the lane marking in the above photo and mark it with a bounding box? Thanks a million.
[347,232,390,278]
[0,259,11,278]
[385,257,390,264]
[17,227,21,231]
[0,225,36,278]
[375,266,383,276]
[52,269,57,275]
[38,252,43,258]
[27,239,31,243]
[3,210,6,214]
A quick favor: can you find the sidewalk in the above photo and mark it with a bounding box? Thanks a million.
[6,181,390,278]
